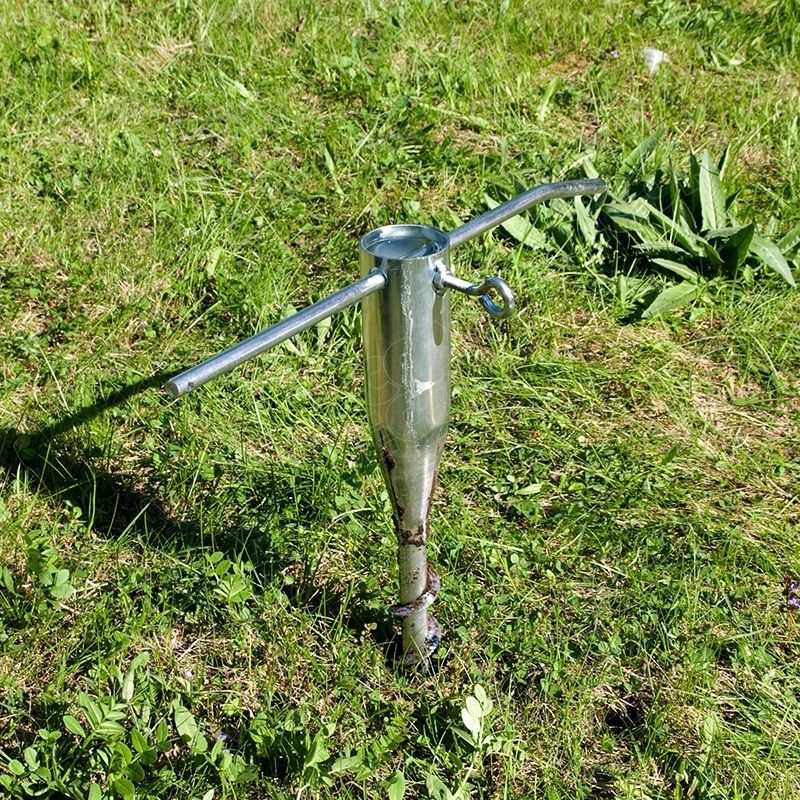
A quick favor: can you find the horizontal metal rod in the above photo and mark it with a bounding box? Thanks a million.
[165,270,387,398]
[447,178,606,249]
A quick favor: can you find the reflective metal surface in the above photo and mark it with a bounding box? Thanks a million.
[447,178,606,249]
[165,270,387,398]
[164,177,608,671]
[359,224,449,667]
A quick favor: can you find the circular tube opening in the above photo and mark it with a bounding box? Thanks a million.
[360,224,449,261]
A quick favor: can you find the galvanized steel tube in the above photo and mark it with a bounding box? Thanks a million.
[447,178,606,249]
[165,270,386,398]
[359,224,451,668]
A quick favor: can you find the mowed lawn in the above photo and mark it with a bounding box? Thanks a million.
[1,1,799,798]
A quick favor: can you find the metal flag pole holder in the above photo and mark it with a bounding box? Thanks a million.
[166,178,605,669]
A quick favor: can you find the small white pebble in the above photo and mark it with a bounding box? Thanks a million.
[640,47,670,75]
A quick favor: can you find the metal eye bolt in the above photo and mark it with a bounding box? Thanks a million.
[432,270,515,319]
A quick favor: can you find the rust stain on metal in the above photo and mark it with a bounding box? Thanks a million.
[379,433,405,525]
[399,523,426,546]
[392,495,406,527]
[382,446,396,472]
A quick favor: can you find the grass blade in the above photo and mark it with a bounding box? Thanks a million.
[725,188,742,212]
[687,152,702,226]
[667,164,696,231]
[636,240,692,258]
[749,234,797,286]
[708,223,755,272]
[778,223,800,256]
[574,196,597,246]
[537,77,560,122]
[617,132,661,190]
[717,144,730,182]
[699,151,727,230]
[643,200,723,266]
[603,203,662,244]
[651,258,699,282]
[581,153,600,179]
[642,281,700,317]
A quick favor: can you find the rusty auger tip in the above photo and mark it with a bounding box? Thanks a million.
[388,563,441,667]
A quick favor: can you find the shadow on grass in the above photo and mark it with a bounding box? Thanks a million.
[0,371,208,549]
[0,370,395,661]
[281,576,401,665]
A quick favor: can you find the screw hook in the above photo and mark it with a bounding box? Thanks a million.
[433,270,515,319]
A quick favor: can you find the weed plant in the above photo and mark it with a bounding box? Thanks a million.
[489,134,799,318]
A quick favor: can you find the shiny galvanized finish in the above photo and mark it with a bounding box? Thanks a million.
[447,178,606,249]
[433,270,515,319]
[359,224,450,667]
[164,270,387,398]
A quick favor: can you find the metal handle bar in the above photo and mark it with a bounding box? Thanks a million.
[164,269,387,398]
[165,178,606,398]
[428,178,604,318]
[447,178,606,249]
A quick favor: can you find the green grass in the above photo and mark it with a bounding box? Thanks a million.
[1,0,799,798]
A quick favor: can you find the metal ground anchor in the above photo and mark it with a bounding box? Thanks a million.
[165,178,605,669]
